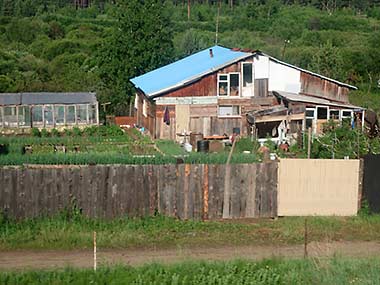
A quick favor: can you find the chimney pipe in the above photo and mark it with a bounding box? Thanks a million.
[209,48,213,58]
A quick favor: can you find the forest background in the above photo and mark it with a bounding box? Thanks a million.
[0,0,380,115]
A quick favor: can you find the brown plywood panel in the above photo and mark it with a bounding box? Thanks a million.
[278,159,360,216]
[176,104,190,138]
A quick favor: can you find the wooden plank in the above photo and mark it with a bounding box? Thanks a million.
[245,164,257,218]
[175,164,185,219]
[190,164,203,220]
[202,164,209,220]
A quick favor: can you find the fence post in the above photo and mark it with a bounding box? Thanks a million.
[307,127,312,159]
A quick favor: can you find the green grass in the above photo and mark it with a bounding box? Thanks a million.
[0,152,260,165]
[155,140,186,155]
[1,214,380,251]
[1,258,380,284]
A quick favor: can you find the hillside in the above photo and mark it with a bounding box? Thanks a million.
[0,1,380,112]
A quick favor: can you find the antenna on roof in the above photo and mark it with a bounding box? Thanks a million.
[215,0,221,45]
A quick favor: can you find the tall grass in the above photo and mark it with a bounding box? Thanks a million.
[0,152,260,165]
[2,214,380,250]
[1,258,380,284]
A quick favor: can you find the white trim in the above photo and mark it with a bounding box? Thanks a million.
[143,100,148,117]
[217,73,229,97]
[155,96,218,105]
[329,109,340,120]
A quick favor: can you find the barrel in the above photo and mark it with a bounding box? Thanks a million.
[197,140,209,153]
[233,127,240,135]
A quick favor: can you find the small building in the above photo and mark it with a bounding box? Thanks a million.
[0,92,99,129]
[131,45,364,143]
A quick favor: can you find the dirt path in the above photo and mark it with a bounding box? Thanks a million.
[1,241,380,270]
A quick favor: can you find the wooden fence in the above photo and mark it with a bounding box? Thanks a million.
[0,163,278,220]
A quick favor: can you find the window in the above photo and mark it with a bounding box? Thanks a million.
[317,106,328,120]
[66,105,75,124]
[329,109,339,120]
[0,107,2,127]
[76,105,87,124]
[4,106,17,127]
[54,106,65,125]
[18,106,31,127]
[88,104,97,124]
[242,63,253,87]
[341,110,353,126]
[305,108,315,130]
[229,73,240,96]
[44,105,53,126]
[218,74,228,96]
[218,105,240,117]
[32,106,43,125]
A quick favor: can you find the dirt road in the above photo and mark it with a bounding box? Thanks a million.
[1,241,380,270]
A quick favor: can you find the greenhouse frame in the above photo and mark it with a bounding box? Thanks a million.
[0,92,99,128]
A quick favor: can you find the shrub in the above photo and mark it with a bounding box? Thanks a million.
[31,128,41,137]
[40,128,50,137]
[50,128,60,137]
[72,127,82,137]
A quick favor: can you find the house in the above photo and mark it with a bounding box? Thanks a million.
[0,92,99,130]
[131,45,364,144]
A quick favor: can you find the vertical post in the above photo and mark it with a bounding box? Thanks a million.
[187,0,190,20]
[307,127,312,159]
[93,231,97,271]
[304,218,308,258]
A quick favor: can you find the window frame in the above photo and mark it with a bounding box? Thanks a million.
[329,109,340,120]
[242,62,253,88]
[217,74,229,97]
[229,72,240,97]
[218,105,241,118]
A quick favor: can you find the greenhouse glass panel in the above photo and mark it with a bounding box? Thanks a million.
[32,106,43,124]
[66,105,75,124]
[44,105,53,126]
[88,104,97,124]
[76,105,87,124]
[3,106,17,127]
[18,106,31,127]
[54,106,65,125]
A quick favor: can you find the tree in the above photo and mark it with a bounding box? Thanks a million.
[308,40,345,81]
[97,0,174,114]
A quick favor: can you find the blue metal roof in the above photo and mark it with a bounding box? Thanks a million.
[131,45,251,97]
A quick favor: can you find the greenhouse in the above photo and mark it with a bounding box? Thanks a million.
[0,92,99,128]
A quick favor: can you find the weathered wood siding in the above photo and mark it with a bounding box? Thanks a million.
[300,72,350,103]
[0,163,278,220]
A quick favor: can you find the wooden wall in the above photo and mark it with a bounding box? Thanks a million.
[300,72,350,103]
[0,163,278,220]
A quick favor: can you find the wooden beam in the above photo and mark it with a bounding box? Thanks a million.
[255,113,305,123]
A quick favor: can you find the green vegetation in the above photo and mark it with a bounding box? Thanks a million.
[2,258,380,284]
[1,214,380,250]
[0,1,380,113]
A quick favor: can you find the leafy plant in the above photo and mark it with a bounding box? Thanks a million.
[31,128,41,137]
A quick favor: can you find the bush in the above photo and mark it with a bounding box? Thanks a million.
[72,127,82,137]
[50,128,60,137]
[31,128,41,137]
[40,128,50,137]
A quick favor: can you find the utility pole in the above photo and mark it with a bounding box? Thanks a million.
[187,0,191,21]
[215,0,221,45]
